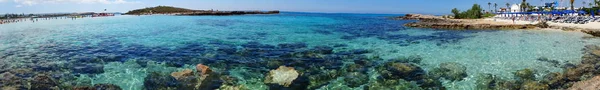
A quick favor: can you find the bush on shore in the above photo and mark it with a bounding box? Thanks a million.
[451,4,484,19]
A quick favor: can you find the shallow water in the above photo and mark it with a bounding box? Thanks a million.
[1,12,599,90]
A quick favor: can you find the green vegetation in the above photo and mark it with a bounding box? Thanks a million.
[125,6,196,15]
[581,7,600,15]
[451,4,484,19]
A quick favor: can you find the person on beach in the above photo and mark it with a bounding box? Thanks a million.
[512,17,515,24]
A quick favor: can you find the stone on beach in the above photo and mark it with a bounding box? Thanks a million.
[264,66,300,87]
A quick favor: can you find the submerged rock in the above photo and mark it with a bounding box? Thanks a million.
[367,78,423,90]
[31,74,59,90]
[343,72,368,88]
[429,62,467,81]
[264,66,300,87]
[73,84,122,90]
[388,55,423,64]
[378,62,425,81]
[143,72,179,90]
[514,68,535,80]
[93,84,123,90]
[521,81,549,90]
[542,72,567,89]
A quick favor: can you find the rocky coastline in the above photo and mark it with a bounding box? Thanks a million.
[399,14,600,37]
[176,11,280,16]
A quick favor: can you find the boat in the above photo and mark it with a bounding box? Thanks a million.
[92,9,115,17]
[92,13,114,17]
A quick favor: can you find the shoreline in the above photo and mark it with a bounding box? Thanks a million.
[398,14,600,37]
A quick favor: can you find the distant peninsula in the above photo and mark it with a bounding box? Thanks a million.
[124,6,279,16]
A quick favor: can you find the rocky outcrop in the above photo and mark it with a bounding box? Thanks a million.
[264,66,300,87]
[404,22,538,30]
[581,30,600,37]
[569,75,600,90]
[399,14,539,30]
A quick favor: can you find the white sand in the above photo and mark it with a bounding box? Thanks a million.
[548,22,600,30]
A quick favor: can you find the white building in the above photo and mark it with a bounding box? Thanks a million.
[510,4,521,12]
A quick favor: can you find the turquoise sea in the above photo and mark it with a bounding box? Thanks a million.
[1,12,599,90]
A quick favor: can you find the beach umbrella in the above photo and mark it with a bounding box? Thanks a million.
[578,11,587,15]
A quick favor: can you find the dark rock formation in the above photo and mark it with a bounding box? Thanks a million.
[31,74,59,90]
[344,72,368,88]
[514,68,535,80]
[581,30,600,37]
[143,72,179,90]
[377,62,425,81]
[73,84,122,90]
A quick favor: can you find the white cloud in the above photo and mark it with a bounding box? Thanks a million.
[15,5,22,7]
[11,0,138,6]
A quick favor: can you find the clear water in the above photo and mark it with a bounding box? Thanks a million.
[1,12,599,90]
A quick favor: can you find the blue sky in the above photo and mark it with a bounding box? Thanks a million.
[0,0,596,14]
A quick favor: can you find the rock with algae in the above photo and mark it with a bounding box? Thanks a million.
[429,62,467,81]
[514,68,535,80]
[73,84,122,90]
[367,78,423,90]
[143,72,179,90]
[31,74,59,90]
[264,66,300,87]
[377,62,425,81]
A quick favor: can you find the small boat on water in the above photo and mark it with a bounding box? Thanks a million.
[92,9,115,17]
[92,13,115,17]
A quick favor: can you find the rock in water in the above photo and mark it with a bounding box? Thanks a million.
[73,84,122,90]
[31,74,58,90]
[171,69,193,80]
[569,75,600,90]
[93,84,122,90]
[143,72,179,90]
[514,68,535,80]
[196,64,212,75]
[429,62,468,81]
[378,62,425,81]
[265,66,300,87]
